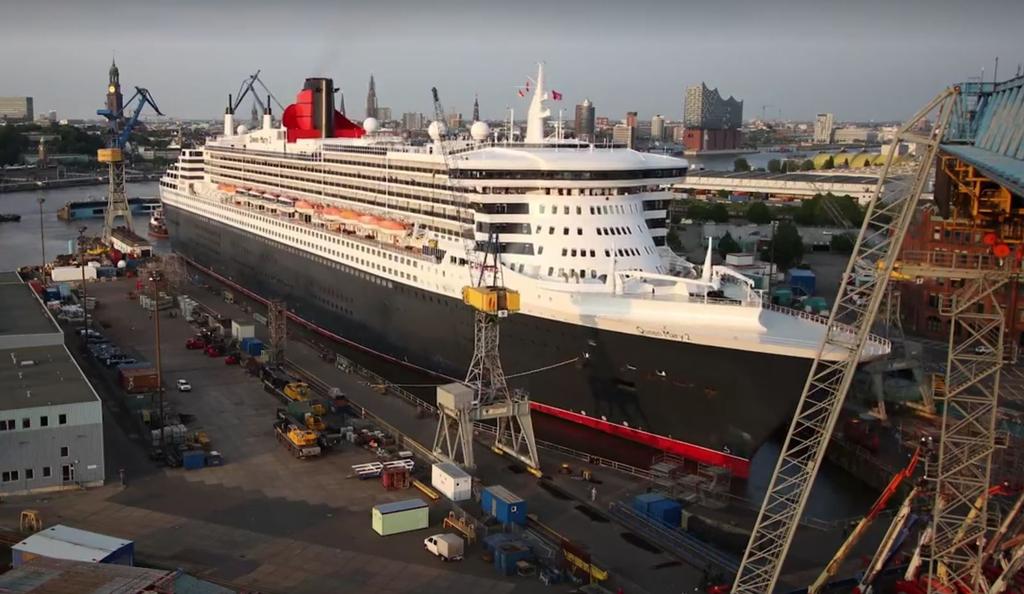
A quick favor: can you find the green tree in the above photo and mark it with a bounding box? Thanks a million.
[707,202,730,223]
[793,199,818,226]
[767,159,782,173]
[746,201,772,224]
[829,232,855,254]
[686,202,709,221]
[666,227,682,252]
[0,126,28,165]
[715,188,730,199]
[733,157,751,172]
[800,159,815,171]
[717,231,741,258]
[822,156,835,170]
[763,221,804,270]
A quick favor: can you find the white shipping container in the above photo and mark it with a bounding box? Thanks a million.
[51,266,97,282]
[231,320,255,340]
[431,462,472,502]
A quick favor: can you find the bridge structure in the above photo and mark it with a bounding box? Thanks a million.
[674,170,881,204]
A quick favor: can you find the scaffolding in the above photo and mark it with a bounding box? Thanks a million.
[267,299,286,364]
[731,87,959,594]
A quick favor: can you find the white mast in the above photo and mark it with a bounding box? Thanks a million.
[524,63,551,144]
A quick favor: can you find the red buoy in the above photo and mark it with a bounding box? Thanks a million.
[994,243,1011,258]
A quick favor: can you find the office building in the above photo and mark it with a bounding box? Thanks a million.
[0,96,33,122]
[651,114,665,141]
[833,127,879,144]
[366,74,378,119]
[683,82,743,151]
[595,116,610,130]
[574,98,595,142]
[447,112,463,130]
[0,272,105,495]
[814,113,835,144]
[402,112,424,130]
[625,111,638,128]
[612,123,636,148]
[377,107,392,122]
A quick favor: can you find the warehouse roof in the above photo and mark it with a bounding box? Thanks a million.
[0,344,100,410]
[13,525,132,564]
[0,276,61,338]
[0,557,167,594]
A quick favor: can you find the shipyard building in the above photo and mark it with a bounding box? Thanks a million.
[0,272,104,495]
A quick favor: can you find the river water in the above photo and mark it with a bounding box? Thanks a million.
[0,182,165,271]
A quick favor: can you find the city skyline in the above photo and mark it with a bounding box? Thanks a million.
[2,0,1022,122]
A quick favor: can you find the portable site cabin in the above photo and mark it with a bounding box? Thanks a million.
[371,498,429,536]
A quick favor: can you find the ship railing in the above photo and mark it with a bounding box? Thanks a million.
[761,301,892,352]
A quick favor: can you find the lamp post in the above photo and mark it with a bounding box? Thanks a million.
[37,197,46,276]
[78,226,88,339]
[150,272,165,448]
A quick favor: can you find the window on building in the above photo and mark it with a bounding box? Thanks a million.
[42,466,51,478]
[927,294,940,308]
[60,446,69,457]
[577,228,583,235]
[563,227,569,235]
[563,206,569,214]
[25,468,33,480]
[59,414,67,425]
[576,206,582,215]
[40,416,48,427]
[21,418,30,429]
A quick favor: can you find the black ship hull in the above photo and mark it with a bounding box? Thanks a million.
[165,204,814,475]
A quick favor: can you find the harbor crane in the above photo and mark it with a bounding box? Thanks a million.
[428,86,540,473]
[231,70,285,116]
[730,86,959,594]
[97,86,162,239]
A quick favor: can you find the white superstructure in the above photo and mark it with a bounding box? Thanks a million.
[160,67,889,363]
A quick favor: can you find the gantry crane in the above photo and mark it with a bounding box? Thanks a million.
[730,86,959,594]
[231,70,285,116]
[97,86,162,239]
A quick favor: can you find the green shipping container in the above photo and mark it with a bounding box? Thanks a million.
[372,498,429,536]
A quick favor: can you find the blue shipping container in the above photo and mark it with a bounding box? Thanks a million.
[494,543,532,576]
[787,268,816,295]
[482,532,518,555]
[57,283,72,298]
[648,498,683,528]
[182,450,205,470]
[481,485,527,526]
[633,492,668,515]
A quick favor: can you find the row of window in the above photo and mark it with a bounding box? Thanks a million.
[560,246,654,258]
[452,167,686,181]
[1,465,73,484]
[0,413,68,431]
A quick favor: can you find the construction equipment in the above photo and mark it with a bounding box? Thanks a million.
[96,86,163,239]
[282,381,310,401]
[273,420,320,458]
[809,444,927,594]
[231,70,285,116]
[433,228,540,471]
[731,87,959,594]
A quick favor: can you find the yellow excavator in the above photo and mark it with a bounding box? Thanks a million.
[274,420,321,458]
[282,381,311,402]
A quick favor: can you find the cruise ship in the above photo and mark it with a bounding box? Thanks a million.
[160,67,889,477]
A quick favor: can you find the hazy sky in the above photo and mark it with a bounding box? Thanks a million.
[2,0,1022,123]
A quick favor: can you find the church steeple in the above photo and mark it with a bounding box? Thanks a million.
[473,94,480,122]
[106,57,124,116]
[366,74,378,119]
[109,57,119,85]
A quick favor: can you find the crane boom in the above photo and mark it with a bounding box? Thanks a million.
[731,86,959,594]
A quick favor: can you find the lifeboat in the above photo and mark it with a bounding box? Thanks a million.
[377,219,409,235]
[321,207,344,222]
[294,199,316,214]
[275,196,295,213]
[357,214,380,228]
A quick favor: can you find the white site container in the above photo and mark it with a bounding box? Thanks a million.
[231,320,255,340]
[431,462,472,502]
[51,266,97,283]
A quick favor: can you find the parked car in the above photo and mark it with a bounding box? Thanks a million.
[185,337,206,350]
[177,379,192,392]
[205,345,224,357]
[224,354,239,365]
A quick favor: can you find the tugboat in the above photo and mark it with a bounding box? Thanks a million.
[0,214,21,223]
[148,208,169,238]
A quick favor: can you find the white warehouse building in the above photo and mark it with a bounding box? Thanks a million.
[0,272,105,495]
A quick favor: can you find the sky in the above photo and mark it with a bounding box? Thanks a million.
[2,0,1022,123]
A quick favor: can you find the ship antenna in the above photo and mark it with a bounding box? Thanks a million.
[700,236,714,284]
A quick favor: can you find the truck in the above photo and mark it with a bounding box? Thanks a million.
[273,420,321,459]
[424,533,464,562]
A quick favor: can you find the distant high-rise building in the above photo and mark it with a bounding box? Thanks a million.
[250,102,260,128]
[447,112,463,130]
[682,82,743,152]
[473,95,480,122]
[625,111,638,128]
[651,114,665,141]
[0,97,33,122]
[377,107,392,122]
[366,74,378,119]
[574,98,595,142]
[106,58,124,117]
[401,112,424,130]
[683,83,742,129]
[612,124,636,149]
[813,113,835,144]
[595,116,610,130]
